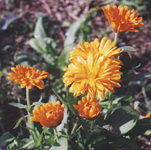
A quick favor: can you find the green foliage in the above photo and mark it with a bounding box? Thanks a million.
[119,0,150,15]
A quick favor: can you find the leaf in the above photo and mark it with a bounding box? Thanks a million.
[56,108,68,132]
[100,96,134,106]
[121,72,151,81]
[128,117,151,137]
[119,51,132,74]
[52,89,67,108]
[34,16,46,39]
[16,51,31,64]
[49,136,68,150]
[0,132,14,147]
[14,115,28,129]
[29,37,56,55]
[66,91,79,114]
[0,14,22,31]
[0,70,3,77]
[119,46,136,51]
[107,106,139,135]
[78,116,90,135]
[9,103,27,109]
[64,15,91,46]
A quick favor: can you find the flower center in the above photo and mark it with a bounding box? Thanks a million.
[46,111,53,119]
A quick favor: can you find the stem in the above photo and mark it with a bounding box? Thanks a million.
[90,120,94,131]
[70,119,79,135]
[142,85,148,105]
[53,128,58,140]
[114,31,119,45]
[108,91,113,110]
[26,87,35,130]
[18,140,34,150]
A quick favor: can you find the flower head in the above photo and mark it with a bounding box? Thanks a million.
[63,38,123,99]
[8,65,50,89]
[74,97,101,119]
[30,101,65,127]
[103,5,143,32]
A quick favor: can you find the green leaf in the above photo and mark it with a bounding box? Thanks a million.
[78,116,90,135]
[50,136,68,150]
[64,15,91,46]
[128,117,151,137]
[52,89,67,108]
[9,103,27,109]
[101,96,134,106]
[0,132,14,147]
[29,37,56,55]
[119,51,132,74]
[14,115,28,129]
[34,16,46,39]
[0,70,3,77]
[0,14,22,31]
[108,106,139,135]
[119,46,136,51]
[66,91,79,114]
[113,96,134,104]
[121,72,151,81]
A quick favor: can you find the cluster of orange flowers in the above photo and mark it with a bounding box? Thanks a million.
[64,5,144,119]
[63,37,123,119]
[8,5,144,126]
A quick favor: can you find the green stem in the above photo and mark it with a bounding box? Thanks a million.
[53,128,58,140]
[26,87,35,130]
[142,85,148,105]
[90,120,94,131]
[18,140,34,150]
[114,31,119,45]
[70,119,79,135]
[108,91,113,110]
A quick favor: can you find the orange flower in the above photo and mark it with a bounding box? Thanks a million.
[30,101,65,127]
[8,65,50,89]
[74,97,101,119]
[138,113,151,120]
[63,38,123,99]
[70,38,121,60]
[103,5,143,32]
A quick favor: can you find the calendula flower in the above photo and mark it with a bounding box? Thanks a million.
[30,101,65,127]
[8,65,50,89]
[138,113,151,120]
[70,38,121,60]
[63,38,123,99]
[74,97,101,119]
[103,5,143,32]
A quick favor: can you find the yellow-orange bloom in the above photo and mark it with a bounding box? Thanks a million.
[103,5,143,32]
[74,97,101,119]
[8,65,50,89]
[30,101,65,127]
[70,38,121,60]
[63,38,123,99]
[138,113,151,120]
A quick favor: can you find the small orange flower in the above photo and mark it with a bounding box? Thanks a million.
[103,5,143,32]
[74,97,101,119]
[8,65,50,89]
[63,38,123,99]
[30,101,65,127]
[138,113,151,120]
